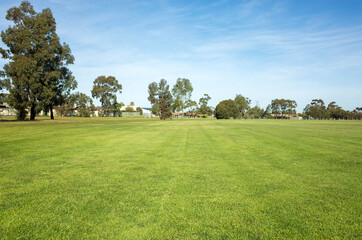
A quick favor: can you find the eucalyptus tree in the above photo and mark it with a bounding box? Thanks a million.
[70,92,93,108]
[0,1,76,120]
[198,94,212,115]
[234,94,251,117]
[69,92,93,116]
[110,102,124,117]
[0,2,39,120]
[247,105,264,119]
[172,78,193,115]
[327,101,344,120]
[148,79,173,120]
[304,99,328,119]
[186,99,198,113]
[91,75,122,116]
[271,99,297,117]
[39,40,77,120]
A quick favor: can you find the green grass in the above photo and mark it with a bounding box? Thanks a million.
[0,118,361,239]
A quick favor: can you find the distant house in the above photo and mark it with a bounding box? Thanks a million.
[91,107,121,117]
[120,105,157,118]
[289,116,303,120]
[92,107,101,117]
[141,108,157,118]
[0,102,16,116]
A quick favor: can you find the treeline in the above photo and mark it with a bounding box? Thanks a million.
[303,99,362,120]
[213,97,361,120]
[147,78,213,119]
[146,78,361,120]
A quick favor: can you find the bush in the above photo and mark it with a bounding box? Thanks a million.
[215,100,240,119]
[125,106,134,112]
[136,107,143,115]
[78,108,91,117]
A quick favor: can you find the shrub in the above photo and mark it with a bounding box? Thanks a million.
[125,106,134,112]
[78,108,91,117]
[136,107,143,115]
[215,100,240,119]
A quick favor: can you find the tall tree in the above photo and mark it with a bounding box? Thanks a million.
[172,78,193,115]
[354,107,362,112]
[247,105,265,119]
[234,94,251,117]
[1,1,38,120]
[262,104,271,118]
[304,99,328,119]
[110,102,124,117]
[68,92,93,117]
[39,40,77,120]
[198,94,213,115]
[271,99,297,117]
[186,99,198,113]
[0,1,76,120]
[91,75,122,116]
[327,101,344,119]
[148,79,173,120]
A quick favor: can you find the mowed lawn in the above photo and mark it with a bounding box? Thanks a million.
[0,118,361,239]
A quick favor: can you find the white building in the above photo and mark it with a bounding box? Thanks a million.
[120,105,156,118]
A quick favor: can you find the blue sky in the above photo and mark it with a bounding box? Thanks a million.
[1,0,362,111]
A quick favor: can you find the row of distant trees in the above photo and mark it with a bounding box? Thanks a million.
[147,78,213,119]
[213,97,361,120]
[303,100,362,120]
[147,78,361,120]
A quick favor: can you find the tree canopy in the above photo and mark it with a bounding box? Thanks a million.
[215,100,239,119]
[303,99,328,119]
[234,94,251,116]
[91,75,122,115]
[148,79,173,120]
[172,78,193,114]
[69,92,94,117]
[198,94,213,116]
[0,1,76,120]
[247,105,265,119]
[271,99,297,116]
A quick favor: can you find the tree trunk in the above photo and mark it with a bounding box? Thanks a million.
[17,108,27,120]
[50,106,54,120]
[43,106,48,116]
[30,105,36,120]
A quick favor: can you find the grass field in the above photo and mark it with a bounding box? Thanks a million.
[0,118,361,239]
